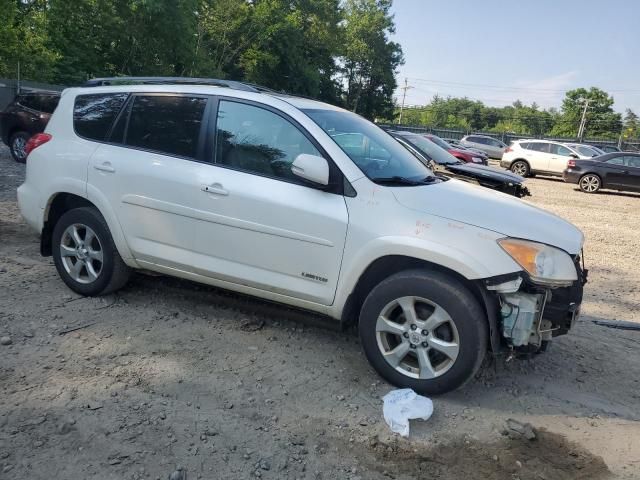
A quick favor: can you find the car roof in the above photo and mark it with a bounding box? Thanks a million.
[68,83,345,113]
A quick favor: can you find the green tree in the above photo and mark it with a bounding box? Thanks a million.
[0,0,58,81]
[623,108,639,140]
[341,0,404,119]
[550,87,622,139]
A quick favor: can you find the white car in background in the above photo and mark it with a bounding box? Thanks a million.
[501,139,591,177]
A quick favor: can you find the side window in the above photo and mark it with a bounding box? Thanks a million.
[492,139,506,148]
[471,136,485,144]
[549,144,572,156]
[39,95,59,114]
[605,156,625,165]
[519,142,530,150]
[125,95,207,158]
[18,95,39,110]
[529,142,549,153]
[74,93,129,141]
[624,156,640,168]
[215,100,321,182]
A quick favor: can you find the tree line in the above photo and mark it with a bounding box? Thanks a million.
[396,87,639,141]
[0,0,403,119]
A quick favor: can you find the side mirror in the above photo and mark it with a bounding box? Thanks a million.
[291,154,329,186]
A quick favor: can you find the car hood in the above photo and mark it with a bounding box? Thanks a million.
[392,180,584,254]
[444,163,525,183]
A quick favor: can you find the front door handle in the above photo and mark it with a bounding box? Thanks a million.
[94,162,116,173]
[201,183,229,196]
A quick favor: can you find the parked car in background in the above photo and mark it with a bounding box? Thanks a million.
[391,131,530,197]
[563,152,640,193]
[501,140,591,177]
[460,134,507,159]
[444,138,490,158]
[17,77,586,394]
[565,143,604,158]
[591,144,621,154]
[0,91,60,162]
[423,134,488,165]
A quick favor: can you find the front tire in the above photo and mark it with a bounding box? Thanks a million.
[579,173,601,193]
[510,160,530,177]
[359,270,487,395]
[9,131,30,163]
[52,207,131,296]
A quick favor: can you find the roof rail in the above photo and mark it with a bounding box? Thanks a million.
[82,76,274,93]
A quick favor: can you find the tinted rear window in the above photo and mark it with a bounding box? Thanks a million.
[17,95,40,110]
[74,93,129,141]
[124,95,207,158]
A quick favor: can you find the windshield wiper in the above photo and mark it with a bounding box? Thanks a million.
[371,175,437,186]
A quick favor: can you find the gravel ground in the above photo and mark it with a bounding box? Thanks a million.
[1,146,639,480]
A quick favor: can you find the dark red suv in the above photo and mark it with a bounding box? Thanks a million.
[0,91,60,162]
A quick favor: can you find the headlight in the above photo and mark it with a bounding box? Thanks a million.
[498,238,577,286]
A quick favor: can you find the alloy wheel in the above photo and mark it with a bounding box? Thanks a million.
[580,175,600,193]
[59,223,104,284]
[375,296,460,379]
[511,162,527,176]
[12,136,27,161]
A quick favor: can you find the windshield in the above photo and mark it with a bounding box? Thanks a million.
[427,135,452,150]
[400,135,461,165]
[302,109,433,182]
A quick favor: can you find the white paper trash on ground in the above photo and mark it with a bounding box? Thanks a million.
[382,388,433,437]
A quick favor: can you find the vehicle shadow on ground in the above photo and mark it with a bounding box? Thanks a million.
[107,273,640,422]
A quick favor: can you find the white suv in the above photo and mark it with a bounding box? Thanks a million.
[18,77,586,394]
[501,140,591,177]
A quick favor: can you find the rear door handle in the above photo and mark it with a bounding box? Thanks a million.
[94,162,116,173]
[201,183,229,196]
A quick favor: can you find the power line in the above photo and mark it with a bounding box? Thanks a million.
[406,77,640,94]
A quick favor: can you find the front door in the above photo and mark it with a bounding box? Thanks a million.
[548,143,573,173]
[190,99,349,305]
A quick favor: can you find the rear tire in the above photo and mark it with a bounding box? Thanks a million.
[510,160,530,177]
[579,173,601,193]
[359,269,487,395]
[52,207,131,296]
[9,131,30,163]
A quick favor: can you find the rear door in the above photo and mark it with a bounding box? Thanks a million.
[600,155,628,188]
[190,98,349,305]
[526,142,551,172]
[87,92,210,270]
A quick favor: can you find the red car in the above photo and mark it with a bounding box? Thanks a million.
[424,134,488,165]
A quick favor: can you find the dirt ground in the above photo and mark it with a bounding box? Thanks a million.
[1,145,639,480]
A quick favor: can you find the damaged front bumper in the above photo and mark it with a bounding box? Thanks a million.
[482,257,587,353]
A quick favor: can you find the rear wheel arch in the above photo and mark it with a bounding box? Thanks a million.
[41,193,95,256]
[341,255,498,351]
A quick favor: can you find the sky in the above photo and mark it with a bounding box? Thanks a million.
[389,0,640,113]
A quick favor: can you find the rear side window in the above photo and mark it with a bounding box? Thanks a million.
[74,93,129,141]
[124,95,207,158]
[528,142,550,153]
[518,142,530,149]
[606,156,625,165]
[17,95,39,110]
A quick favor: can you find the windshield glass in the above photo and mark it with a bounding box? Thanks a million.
[302,109,432,181]
[427,135,452,150]
[400,135,461,165]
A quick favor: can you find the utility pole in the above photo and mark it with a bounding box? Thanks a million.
[577,98,590,141]
[398,78,413,124]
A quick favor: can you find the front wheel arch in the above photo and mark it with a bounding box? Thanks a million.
[342,255,498,352]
